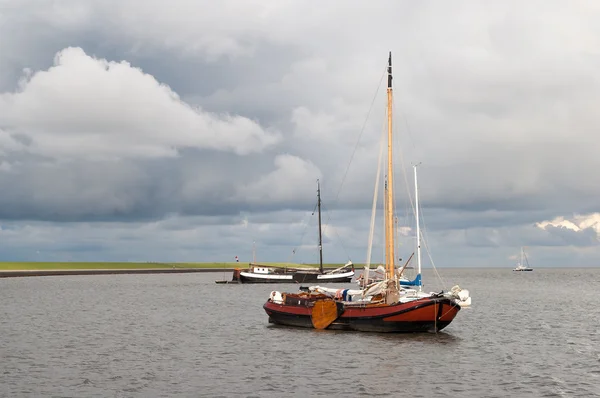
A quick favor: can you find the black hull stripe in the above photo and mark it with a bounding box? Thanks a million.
[267,312,453,333]
[240,276,354,284]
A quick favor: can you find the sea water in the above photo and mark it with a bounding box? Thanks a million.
[1,268,599,397]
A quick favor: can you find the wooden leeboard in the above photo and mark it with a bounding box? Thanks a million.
[311,300,339,329]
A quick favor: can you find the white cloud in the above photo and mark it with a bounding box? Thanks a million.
[537,213,600,242]
[238,154,322,204]
[0,47,280,161]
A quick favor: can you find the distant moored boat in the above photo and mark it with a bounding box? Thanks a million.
[513,247,533,271]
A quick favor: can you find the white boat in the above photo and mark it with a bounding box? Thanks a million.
[235,261,355,283]
[512,247,533,271]
[222,180,355,284]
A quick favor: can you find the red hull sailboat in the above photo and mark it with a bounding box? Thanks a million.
[263,53,470,333]
[264,287,461,333]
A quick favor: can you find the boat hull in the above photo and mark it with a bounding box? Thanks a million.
[264,296,460,333]
[237,270,354,284]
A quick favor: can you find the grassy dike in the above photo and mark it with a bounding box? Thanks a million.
[0,262,240,270]
[0,262,346,271]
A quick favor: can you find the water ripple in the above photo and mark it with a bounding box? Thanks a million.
[0,268,599,397]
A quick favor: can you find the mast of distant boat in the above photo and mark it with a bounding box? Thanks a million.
[520,246,524,268]
[414,163,422,291]
[317,179,324,274]
[385,52,396,282]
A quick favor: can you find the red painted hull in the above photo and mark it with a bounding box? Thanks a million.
[264,295,461,333]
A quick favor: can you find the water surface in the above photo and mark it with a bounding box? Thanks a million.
[1,268,599,397]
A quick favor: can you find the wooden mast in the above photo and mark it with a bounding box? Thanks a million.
[385,52,395,280]
[317,179,324,274]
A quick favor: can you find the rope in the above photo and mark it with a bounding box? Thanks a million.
[419,202,448,291]
[434,302,437,332]
[320,65,388,260]
[388,85,446,291]
[365,123,386,272]
[330,65,387,205]
[439,305,456,319]
[320,203,350,260]
[388,67,449,293]
[287,202,318,263]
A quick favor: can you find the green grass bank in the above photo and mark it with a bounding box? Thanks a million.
[0,262,350,271]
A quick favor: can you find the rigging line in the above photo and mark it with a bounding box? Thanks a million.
[320,65,387,242]
[403,161,445,289]
[390,99,427,286]
[376,110,387,266]
[381,172,386,266]
[389,72,434,284]
[392,95,416,224]
[370,110,388,268]
[320,203,351,261]
[287,202,318,263]
[332,65,387,204]
[389,86,415,268]
[391,67,450,290]
[386,88,416,270]
[391,112,402,264]
[395,85,416,151]
[418,200,447,290]
[366,122,387,269]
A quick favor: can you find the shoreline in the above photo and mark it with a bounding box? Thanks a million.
[0,266,343,278]
[0,268,234,278]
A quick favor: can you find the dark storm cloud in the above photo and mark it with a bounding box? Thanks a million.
[1,0,599,265]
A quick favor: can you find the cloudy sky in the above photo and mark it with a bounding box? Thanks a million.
[0,0,599,267]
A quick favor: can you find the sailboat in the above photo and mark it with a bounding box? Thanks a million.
[263,53,470,332]
[512,247,533,271]
[227,180,355,284]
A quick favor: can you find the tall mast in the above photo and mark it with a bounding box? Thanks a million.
[317,179,324,274]
[385,52,395,280]
[414,164,422,291]
[520,247,523,267]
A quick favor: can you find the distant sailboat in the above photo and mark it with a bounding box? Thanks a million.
[513,247,533,271]
[222,180,354,284]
